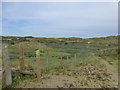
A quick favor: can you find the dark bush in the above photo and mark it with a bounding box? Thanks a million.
[64,42,68,45]
[11,42,15,45]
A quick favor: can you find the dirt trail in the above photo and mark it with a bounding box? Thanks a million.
[15,74,77,88]
[101,60,118,85]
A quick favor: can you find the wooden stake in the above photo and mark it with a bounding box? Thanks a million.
[19,43,25,70]
[74,54,77,65]
[46,50,49,70]
[36,52,41,82]
[2,44,12,86]
[60,56,63,67]
[0,39,2,90]
[67,56,68,63]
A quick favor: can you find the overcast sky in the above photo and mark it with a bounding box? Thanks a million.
[2,2,118,38]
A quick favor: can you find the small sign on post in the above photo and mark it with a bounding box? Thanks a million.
[2,44,12,86]
[19,43,25,70]
[35,49,41,82]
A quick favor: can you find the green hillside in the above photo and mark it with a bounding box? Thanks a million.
[1,36,118,88]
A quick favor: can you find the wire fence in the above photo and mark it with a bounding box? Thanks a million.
[2,42,84,85]
[7,42,84,72]
[23,47,82,72]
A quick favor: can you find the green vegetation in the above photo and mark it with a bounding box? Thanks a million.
[1,36,118,88]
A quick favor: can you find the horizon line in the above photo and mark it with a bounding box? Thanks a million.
[1,35,118,39]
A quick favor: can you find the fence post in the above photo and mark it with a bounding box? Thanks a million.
[0,39,2,90]
[67,56,68,63]
[46,50,49,70]
[2,44,12,86]
[19,43,25,70]
[74,54,77,65]
[60,56,63,67]
[36,50,41,82]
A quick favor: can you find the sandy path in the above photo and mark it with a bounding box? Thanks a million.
[101,60,118,85]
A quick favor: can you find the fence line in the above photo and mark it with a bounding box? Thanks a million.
[2,43,81,85]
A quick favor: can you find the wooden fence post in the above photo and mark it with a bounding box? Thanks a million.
[74,54,77,65]
[60,56,63,67]
[19,43,25,70]
[46,50,49,70]
[36,50,41,82]
[2,44,12,86]
[67,56,68,63]
[0,39,2,90]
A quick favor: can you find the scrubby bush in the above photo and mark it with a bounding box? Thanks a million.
[64,42,68,45]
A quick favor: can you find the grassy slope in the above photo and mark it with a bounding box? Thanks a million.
[2,36,118,88]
